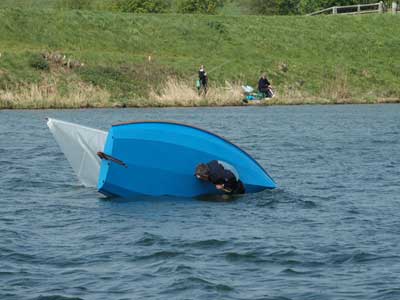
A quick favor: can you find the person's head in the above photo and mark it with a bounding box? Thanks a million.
[195,163,210,181]
[261,73,266,78]
[200,65,205,70]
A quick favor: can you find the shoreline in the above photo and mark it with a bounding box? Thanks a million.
[1,98,399,110]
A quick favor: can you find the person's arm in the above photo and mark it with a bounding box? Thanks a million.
[216,184,224,190]
[216,184,233,193]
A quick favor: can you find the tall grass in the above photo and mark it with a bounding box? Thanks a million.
[0,78,110,109]
[149,78,243,106]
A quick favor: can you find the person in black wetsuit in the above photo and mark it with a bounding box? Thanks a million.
[258,73,272,98]
[195,160,245,195]
[198,65,208,95]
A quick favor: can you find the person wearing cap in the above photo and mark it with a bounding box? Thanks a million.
[198,65,208,95]
[195,160,245,194]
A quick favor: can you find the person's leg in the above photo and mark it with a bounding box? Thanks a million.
[200,82,207,96]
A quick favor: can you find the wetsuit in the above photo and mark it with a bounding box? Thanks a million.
[206,160,245,194]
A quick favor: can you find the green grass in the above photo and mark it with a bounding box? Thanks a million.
[0,0,58,8]
[0,0,112,9]
[0,8,400,108]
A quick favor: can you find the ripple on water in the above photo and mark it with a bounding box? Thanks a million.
[181,239,229,249]
[134,232,166,246]
[329,251,399,265]
[224,250,271,264]
[254,189,321,209]
[166,276,234,293]
[251,296,293,300]
[376,288,400,300]
[4,251,38,264]
[280,268,314,276]
[155,264,194,276]
[32,296,84,300]
[133,250,183,262]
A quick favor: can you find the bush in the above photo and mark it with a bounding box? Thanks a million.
[57,0,93,10]
[176,0,225,14]
[207,20,227,34]
[115,0,171,13]
[29,54,49,71]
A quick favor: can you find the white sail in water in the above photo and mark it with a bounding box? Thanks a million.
[47,118,108,187]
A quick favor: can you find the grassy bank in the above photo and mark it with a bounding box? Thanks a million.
[0,8,399,108]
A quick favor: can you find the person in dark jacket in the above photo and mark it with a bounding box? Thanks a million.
[258,73,272,98]
[195,160,245,194]
[198,65,208,95]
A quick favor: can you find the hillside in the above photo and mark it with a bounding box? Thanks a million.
[0,8,399,108]
[0,0,111,9]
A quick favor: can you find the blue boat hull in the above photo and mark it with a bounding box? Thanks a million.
[98,121,276,198]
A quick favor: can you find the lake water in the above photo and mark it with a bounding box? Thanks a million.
[1,105,400,300]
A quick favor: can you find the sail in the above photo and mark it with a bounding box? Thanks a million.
[47,118,108,187]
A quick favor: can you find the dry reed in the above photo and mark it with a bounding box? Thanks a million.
[321,71,352,102]
[1,75,398,109]
[149,78,244,107]
[0,78,110,109]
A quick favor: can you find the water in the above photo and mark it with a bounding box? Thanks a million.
[1,105,399,300]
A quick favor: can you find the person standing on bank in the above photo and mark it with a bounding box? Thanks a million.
[198,65,208,95]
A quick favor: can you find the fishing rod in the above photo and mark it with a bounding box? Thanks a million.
[206,60,232,75]
[191,59,233,80]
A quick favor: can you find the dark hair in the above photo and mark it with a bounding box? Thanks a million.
[195,163,210,178]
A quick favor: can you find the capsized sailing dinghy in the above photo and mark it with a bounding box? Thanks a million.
[47,118,276,198]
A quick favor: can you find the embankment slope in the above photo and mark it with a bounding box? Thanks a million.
[0,8,399,108]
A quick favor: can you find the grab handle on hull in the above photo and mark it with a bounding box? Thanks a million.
[97,151,127,168]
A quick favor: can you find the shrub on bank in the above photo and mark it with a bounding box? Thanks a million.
[115,0,171,13]
[57,0,93,10]
[29,54,49,71]
[176,0,225,14]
